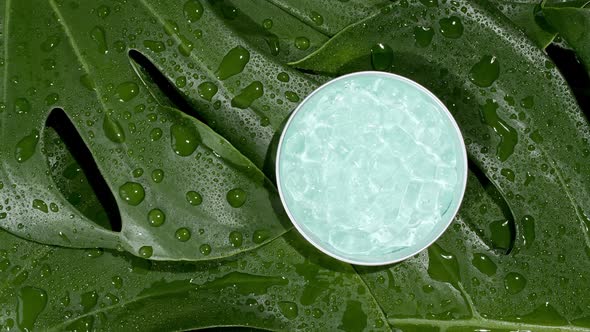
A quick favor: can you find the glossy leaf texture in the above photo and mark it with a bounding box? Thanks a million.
[0,0,293,260]
[294,0,590,329]
[544,4,590,73]
[0,228,388,331]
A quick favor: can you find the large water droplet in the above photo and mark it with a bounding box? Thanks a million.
[148,208,165,227]
[229,231,243,247]
[231,81,263,109]
[413,26,434,47]
[170,123,200,156]
[310,11,324,25]
[481,100,518,161]
[175,228,191,242]
[32,199,48,213]
[14,98,31,114]
[197,82,218,101]
[439,16,464,39]
[469,55,500,87]
[370,43,393,71]
[278,301,298,319]
[200,244,211,256]
[521,215,535,248]
[111,276,123,289]
[143,40,166,53]
[150,128,163,141]
[216,46,250,80]
[138,246,153,258]
[97,5,110,18]
[504,272,526,294]
[226,188,247,208]
[265,34,280,56]
[294,37,310,50]
[252,230,270,244]
[15,130,40,163]
[184,0,204,23]
[186,191,202,206]
[116,82,139,102]
[151,169,164,183]
[119,182,145,206]
[103,114,126,143]
[471,253,497,276]
[17,286,47,331]
[90,26,108,54]
[263,19,273,30]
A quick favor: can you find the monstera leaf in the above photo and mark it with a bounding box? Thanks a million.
[1,0,590,331]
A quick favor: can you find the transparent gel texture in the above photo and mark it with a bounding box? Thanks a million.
[278,73,466,264]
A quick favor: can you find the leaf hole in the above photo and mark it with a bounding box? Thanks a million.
[45,108,122,232]
[546,44,590,118]
[467,161,516,254]
[127,49,207,124]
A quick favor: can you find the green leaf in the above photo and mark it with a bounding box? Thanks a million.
[294,0,590,328]
[543,5,590,73]
[0,228,389,331]
[261,0,392,36]
[0,0,293,260]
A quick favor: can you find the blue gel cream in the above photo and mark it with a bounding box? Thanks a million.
[276,72,467,266]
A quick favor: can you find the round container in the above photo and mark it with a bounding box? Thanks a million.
[276,71,468,266]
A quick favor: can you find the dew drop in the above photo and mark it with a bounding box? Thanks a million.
[310,11,323,25]
[90,26,108,54]
[170,123,201,156]
[148,208,165,227]
[116,81,139,102]
[103,114,126,143]
[471,253,497,276]
[186,191,202,206]
[132,168,144,178]
[111,276,123,289]
[262,19,273,30]
[197,82,218,101]
[216,46,250,80]
[439,16,464,39]
[252,230,270,244]
[138,246,153,258]
[97,5,110,18]
[226,188,247,208]
[150,128,163,141]
[32,199,48,213]
[504,272,526,294]
[118,182,145,206]
[200,244,211,256]
[143,40,166,53]
[183,0,204,23]
[265,34,280,56]
[285,91,300,103]
[17,286,47,332]
[231,81,263,109]
[229,231,244,247]
[45,93,59,106]
[413,26,434,47]
[175,228,191,242]
[370,43,393,71]
[419,0,438,7]
[481,99,518,161]
[14,98,31,114]
[277,72,290,82]
[151,169,164,183]
[41,34,61,52]
[15,130,40,163]
[294,37,310,50]
[278,301,299,320]
[469,55,500,87]
[521,215,535,248]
